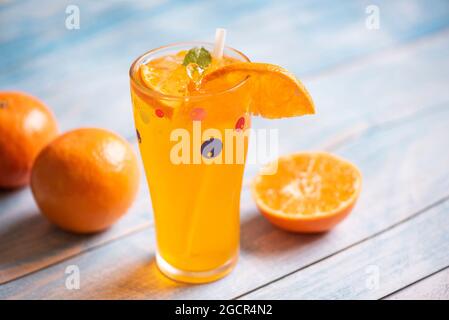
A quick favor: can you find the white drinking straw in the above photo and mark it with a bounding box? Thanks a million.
[213,28,227,59]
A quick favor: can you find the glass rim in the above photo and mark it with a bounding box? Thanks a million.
[129,41,251,101]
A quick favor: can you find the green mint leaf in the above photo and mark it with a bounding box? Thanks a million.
[182,47,212,69]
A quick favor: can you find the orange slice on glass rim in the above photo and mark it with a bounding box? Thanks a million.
[202,62,315,118]
[138,57,316,120]
[251,152,362,233]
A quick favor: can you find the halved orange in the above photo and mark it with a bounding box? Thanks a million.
[251,152,362,233]
[202,62,315,118]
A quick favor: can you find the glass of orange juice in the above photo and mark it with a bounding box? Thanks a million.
[129,42,251,283]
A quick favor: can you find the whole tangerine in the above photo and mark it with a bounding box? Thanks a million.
[0,91,58,188]
[31,128,140,233]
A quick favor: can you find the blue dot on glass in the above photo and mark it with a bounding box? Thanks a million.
[136,129,141,143]
[201,137,222,159]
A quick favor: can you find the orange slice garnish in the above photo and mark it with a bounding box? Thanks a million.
[251,152,362,233]
[140,63,190,98]
[202,62,315,118]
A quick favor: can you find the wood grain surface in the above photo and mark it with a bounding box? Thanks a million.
[385,267,449,300]
[1,0,448,299]
[243,199,449,299]
[1,82,448,299]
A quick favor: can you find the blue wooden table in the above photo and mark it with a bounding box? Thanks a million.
[1,0,449,299]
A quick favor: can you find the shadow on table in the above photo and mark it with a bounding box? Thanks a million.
[0,205,100,284]
[240,211,326,257]
[93,255,190,299]
[0,185,151,285]
[0,187,24,208]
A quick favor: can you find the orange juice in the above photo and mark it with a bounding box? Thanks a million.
[129,43,251,283]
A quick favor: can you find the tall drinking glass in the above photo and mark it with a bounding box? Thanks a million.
[129,43,251,283]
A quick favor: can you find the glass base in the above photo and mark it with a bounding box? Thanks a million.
[155,251,238,284]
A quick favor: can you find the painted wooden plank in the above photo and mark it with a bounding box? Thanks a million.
[3,0,449,77]
[385,267,449,300]
[1,21,449,285]
[1,94,448,299]
[1,0,449,141]
[0,0,445,290]
[242,199,449,299]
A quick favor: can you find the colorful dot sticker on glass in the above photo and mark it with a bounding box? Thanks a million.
[191,107,206,121]
[155,109,164,118]
[201,137,222,159]
[235,116,245,130]
[136,129,141,143]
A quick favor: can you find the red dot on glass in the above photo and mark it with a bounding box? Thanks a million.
[191,108,206,121]
[235,116,245,130]
[155,109,164,118]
